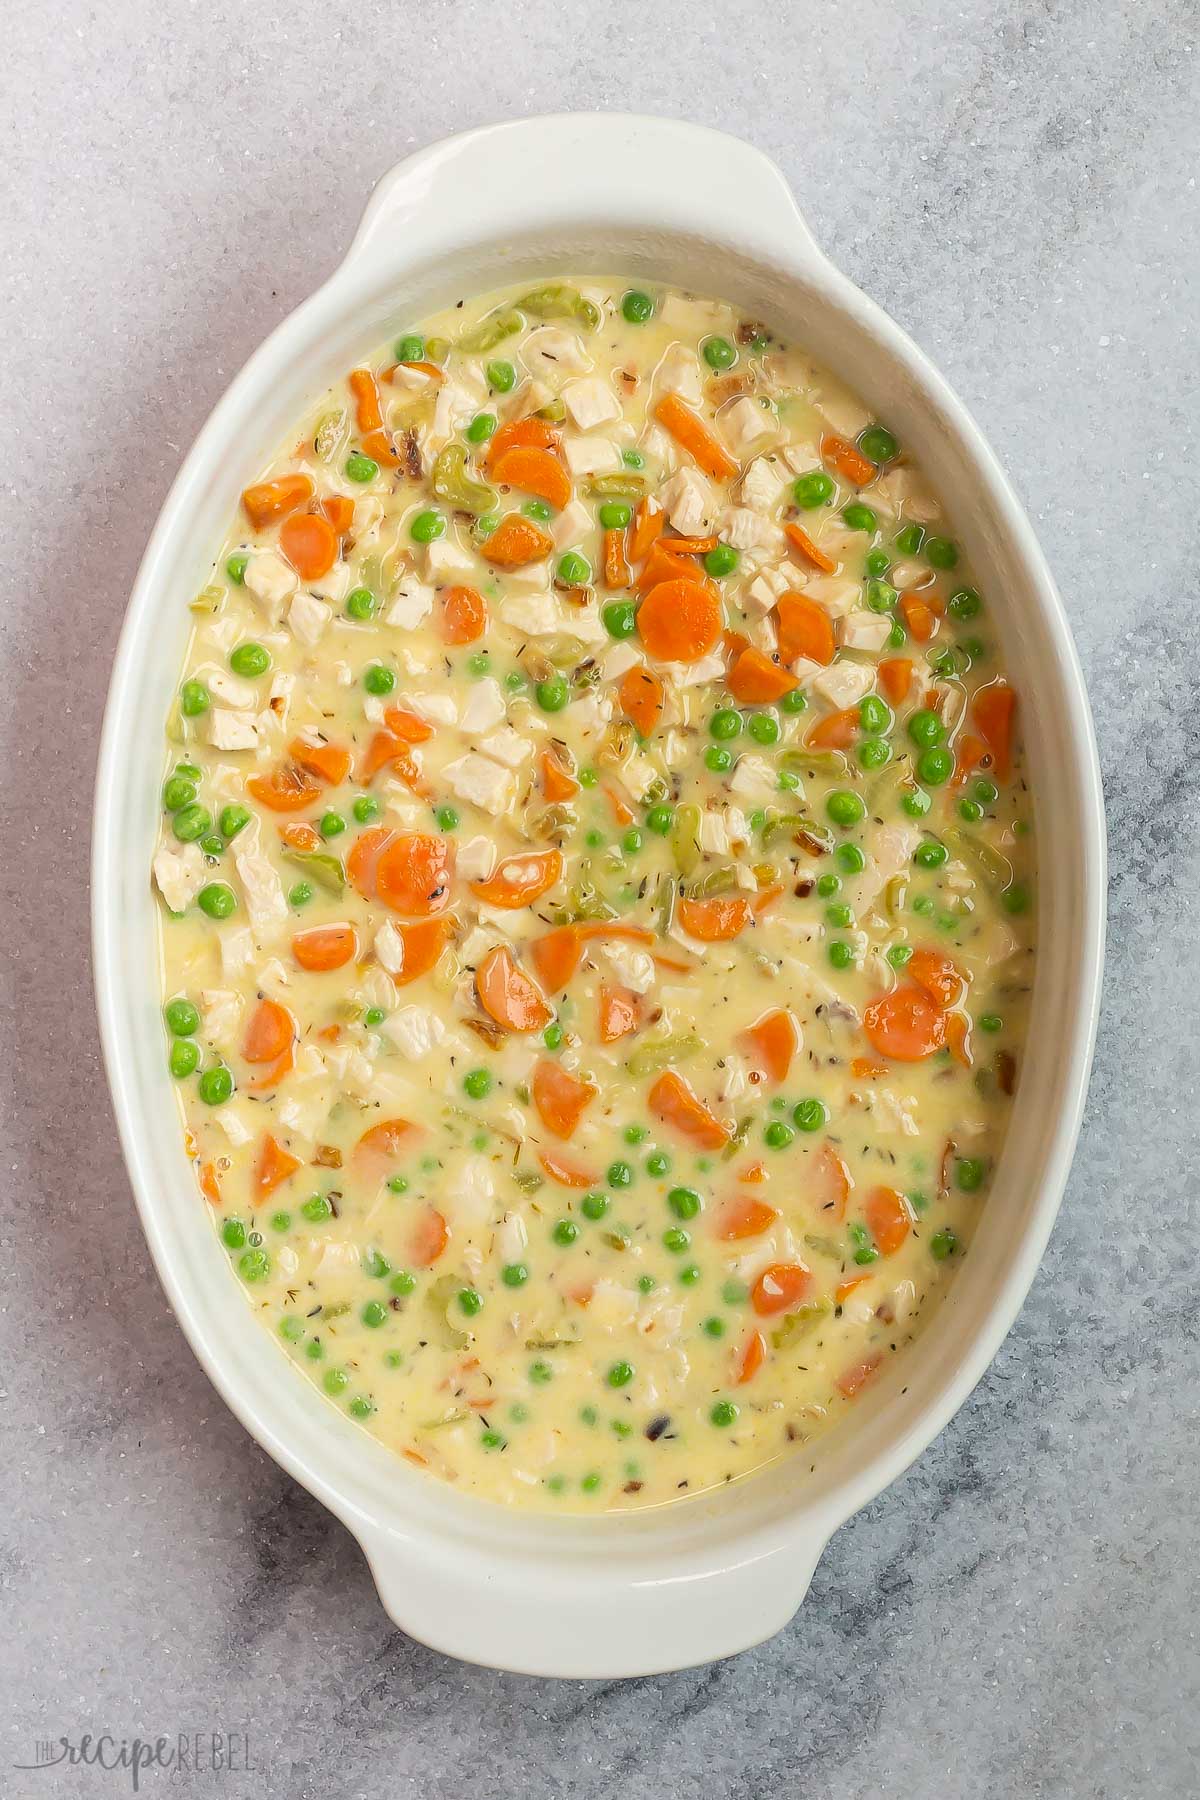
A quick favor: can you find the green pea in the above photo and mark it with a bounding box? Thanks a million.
[645,1150,670,1178]
[218,803,250,841]
[826,790,866,828]
[603,599,637,639]
[979,1012,1003,1033]
[168,1038,199,1078]
[200,833,226,858]
[793,470,834,509]
[390,1270,417,1295]
[553,1219,579,1246]
[348,1397,375,1420]
[705,543,739,579]
[702,335,737,370]
[345,587,376,622]
[668,1186,701,1220]
[907,709,944,750]
[622,448,645,469]
[678,1264,702,1286]
[345,453,379,483]
[363,663,396,696]
[912,894,935,916]
[165,997,199,1037]
[394,333,424,362]
[925,536,958,570]
[902,786,932,819]
[816,872,841,898]
[230,642,271,677]
[865,550,891,579]
[956,1157,986,1192]
[323,1367,350,1396]
[858,737,891,771]
[894,523,925,556]
[913,840,948,871]
[780,687,808,714]
[361,1300,387,1329]
[842,503,877,533]
[238,1248,270,1283]
[645,803,673,835]
[794,1098,828,1133]
[1003,882,1031,916]
[622,828,643,855]
[888,622,906,649]
[172,803,212,843]
[458,1288,483,1317]
[828,941,854,969]
[974,778,999,804]
[536,676,569,713]
[162,775,196,812]
[930,1227,958,1260]
[543,1022,564,1050]
[958,798,984,823]
[226,551,250,585]
[279,1314,303,1341]
[710,708,742,741]
[486,359,516,392]
[430,806,458,835]
[608,1160,634,1188]
[917,746,954,786]
[710,1400,738,1427]
[887,944,913,969]
[663,1227,691,1254]
[948,586,982,620]
[764,1120,795,1150]
[777,770,800,792]
[410,509,445,543]
[744,710,779,747]
[466,411,497,444]
[179,680,210,717]
[837,842,866,874]
[825,903,853,928]
[289,881,313,908]
[463,652,490,679]
[581,1192,609,1221]
[598,500,632,530]
[705,745,733,774]
[860,694,893,736]
[197,882,237,920]
[557,551,591,587]
[352,794,380,825]
[622,290,655,324]
[865,579,898,613]
[463,1068,493,1100]
[859,425,898,464]
[606,1360,634,1388]
[363,1007,385,1028]
[197,1065,233,1106]
[476,512,501,537]
[318,812,344,840]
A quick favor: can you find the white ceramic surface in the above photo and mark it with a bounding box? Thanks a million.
[91,114,1105,1679]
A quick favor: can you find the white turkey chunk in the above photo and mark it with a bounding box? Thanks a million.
[601,640,641,681]
[198,988,243,1051]
[153,841,206,913]
[442,751,517,815]
[841,610,893,652]
[521,326,592,376]
[622,753,661,802]
[728,754,778,802]
[286,589,332,647]
[244,550,297,623]
[457,835,496,881]
[458,678,507,735]
[496,1210,529,1267]
[722,396,775,455]
[266,671,294,725]
[721,506,781,551]
[220,926,256,977]
[478,726,533,768]
[598,939,656,994]
[804,575,860,618]
[210,1107,252,1148]
[384,1005,446,1060]
[405,690,458,726]
[232,840,288,932]
[424,534,479,584]
[660,651,725,688]
[562,435,622,477]
[386,580,435,630]
[202,667,259,710]
[655,342,704,404]
[374,921,407,978]
[562,376,621,431]
[811,659,876,709]
[740,456,787,511]
[206,709,260,751]
[659,467,716,536]
[698,811,730,854]
[551,500,592,552]
[842,821,921,916]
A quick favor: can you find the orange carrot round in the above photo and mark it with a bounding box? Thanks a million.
[355,1119,419,1168]
[677,895,753,942]
[346,825,392,899]
[288,737,351,786]
[638,578,722,663]
[597,982,640,1044]
[736,1329,768,1384]
[714,1196,779,1241]
[806,707,859,750]
[727,647,799,705]
[776,592,835,666]
[899,591,939,643]
[617,664,665,737]
[653,392,739,481]
[648,1069,729,1149]
[486,416,560,468]
[972,681,1016,780]
[529,926,582,993]
[751,1261,813,1317]
[471,849,562,909]
[242,473,313,529]
[247,766,319,812]
[865,1185,913,1257]
[392,917,453,986]
[292,924,358,972]
[255,1133,301,1199]
[483,514,553,568]
[375,834,453,916]
[821,433,875,486]
[490,445,572,511]
[242,998,296,1063]
[407,1205,449,1268]
[737,1009,799,1085]
[540,749,579,802]
[907,948,966,1010]
[878,656,913,704]
[783,521,837,574]
[279,511,338,581]
[475,945,552,1033]
[532,1059,597,1139]
[862,986,947,1061]
[538,1148,597,1189]
[437,585,488,645]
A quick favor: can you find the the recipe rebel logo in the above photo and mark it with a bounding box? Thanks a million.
[12,1730,255,1791]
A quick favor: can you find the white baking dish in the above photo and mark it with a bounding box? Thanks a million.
[92,114,1105,1678]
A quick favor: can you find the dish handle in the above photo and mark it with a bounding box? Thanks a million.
[355,1523,830,1677]
[344,114,828,276]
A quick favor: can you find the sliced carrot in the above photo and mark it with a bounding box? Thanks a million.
[776,591,836,667]
[618,664,665,737]
[349,367,384,433]
[741,1162,767,1184]
[532,1059,597,1139]
[482,514,554,568]
[376,833,453,916]
[602,782,635,828]
[899,591,938,643]
[908,948,966,1010]
[471,849,562,909]
[321,494,355,534]
[648,1070,729,1150]
[530,926,581,993]
[878,656,913,704]
[359,730,417,786]
[737,1009,799,1085]
[391,916,453,986]
[863,986,947,1061]
[638,578,722,664]
[288,737,351,787]
[292,924,358,972]
[597,982,641,1044]
[245,1045,294,1093]
[476,944,552,1033]
[973,681,1017,781]
[198,1161,222,1207]
[821,433,875,486]
[837,1354,883,1398]
[242,473,313,529]
[736,1329,767,1385]
[658,535,719,555]
[538,1148,596,1189]
[714,1195,778,1241]
[408,1206,449,1268]
[491,445,572,511]
[437,584,488,645]
[722,627,751,666]
[653,392,739,481]
[629,495,665,562]
[751,1261,813,1317]
[784,521,837,574]
[634,539,706,593]
[951,732,989,789]
[677,895,753,942]
[383,706,433,744]
[247,765,319,813]
[347,825,392,898]
[814,1143,852,1221]
[279,820,322,852]
[603,527,632,590]
[836,1275,871,1306]
[945,1011,973,1068]
[242,998,295,1064]
[255,1133,301,1199]
[486,416,559,469]
[355,1119,419,1169]
[806,707,859,750]
[851,1056,890,1080]
[279,511,338,581]
[382,358,444,384]
[541,748,579,802]
[865,1185,913,1257]
[728,647,799,705]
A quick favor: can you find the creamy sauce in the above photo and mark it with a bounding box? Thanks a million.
[153,279,1034,1511]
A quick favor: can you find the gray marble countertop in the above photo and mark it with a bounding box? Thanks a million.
[2,2,1197,1795]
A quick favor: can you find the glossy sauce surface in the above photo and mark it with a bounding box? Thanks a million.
[153,279,1033,1510]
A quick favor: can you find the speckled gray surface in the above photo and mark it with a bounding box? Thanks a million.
[2,1,1197,1794]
